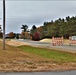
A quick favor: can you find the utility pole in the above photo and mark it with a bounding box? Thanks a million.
[3,0,5,50]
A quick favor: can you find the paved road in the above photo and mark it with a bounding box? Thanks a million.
[0,70,76,75]
[16,39,76,53]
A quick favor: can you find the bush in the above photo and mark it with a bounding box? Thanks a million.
[32,32,40,41]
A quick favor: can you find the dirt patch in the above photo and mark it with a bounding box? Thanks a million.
[5,40,30,46]
[40,38,52,43]
[0,62,76,72]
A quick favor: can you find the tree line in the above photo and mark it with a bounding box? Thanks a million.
[0,16,76,40]
[36,16,76,39]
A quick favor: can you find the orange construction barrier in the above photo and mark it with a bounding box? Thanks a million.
[52,36,63,46]
[69,36,76,46]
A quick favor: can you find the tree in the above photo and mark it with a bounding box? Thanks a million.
[30,25,38,40]
[37,26,45,39]
[30,25,37,34]
[8,32,14,38]
[66,16,70,22]
[21,32,30,39]
[21,32,25,39]
[21,25,28,39]
[29,16,76,39]
[32,32,40,41]
[21,25,28,32]
[15,33,19,39]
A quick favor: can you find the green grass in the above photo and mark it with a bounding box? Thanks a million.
[18,45,76,62]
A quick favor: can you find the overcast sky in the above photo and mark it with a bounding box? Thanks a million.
[0,0,76,33]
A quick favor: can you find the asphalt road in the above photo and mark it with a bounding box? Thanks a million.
[16,39,76,53]
[0,70,76,75]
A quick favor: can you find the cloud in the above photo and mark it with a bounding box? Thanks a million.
[0,1,76,33]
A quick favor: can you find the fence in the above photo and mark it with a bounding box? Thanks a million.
[52,36,63,46]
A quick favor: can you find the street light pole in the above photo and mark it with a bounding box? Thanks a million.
[3,0,5,50]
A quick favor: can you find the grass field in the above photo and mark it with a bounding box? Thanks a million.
[18,45,76,62]
[0,40,76,72]
[0,41,47,63]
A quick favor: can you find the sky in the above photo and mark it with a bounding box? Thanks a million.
[0,0,76,33]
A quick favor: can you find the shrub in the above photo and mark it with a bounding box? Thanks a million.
[32,32,40,41]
